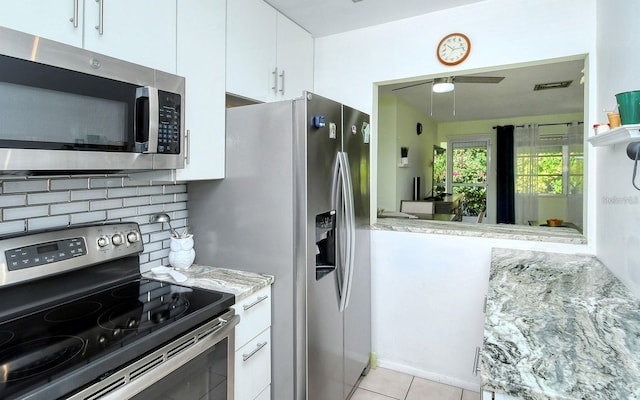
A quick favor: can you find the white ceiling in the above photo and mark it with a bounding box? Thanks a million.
[265,0,585,123]
[264,0,488,38]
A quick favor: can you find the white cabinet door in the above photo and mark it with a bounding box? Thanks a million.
[235,328,271,400]
[226,0,277,102]
[275,14,313,100]
[83,0,177,73]
[175,0,226,181]
[0,0,83,47]
[232,286,272,350]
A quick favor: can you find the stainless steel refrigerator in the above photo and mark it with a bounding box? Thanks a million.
[188,92,371,400]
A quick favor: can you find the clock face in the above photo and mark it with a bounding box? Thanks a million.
[437,33,471,66]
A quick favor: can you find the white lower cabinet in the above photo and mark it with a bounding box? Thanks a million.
[232,286,272,400]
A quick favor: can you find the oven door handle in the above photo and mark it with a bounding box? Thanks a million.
[67,312,240,400]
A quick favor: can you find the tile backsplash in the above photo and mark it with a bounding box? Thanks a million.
[0,175,188,272]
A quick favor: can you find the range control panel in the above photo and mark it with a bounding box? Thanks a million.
[0,222,143,287]
[5,237,87,271]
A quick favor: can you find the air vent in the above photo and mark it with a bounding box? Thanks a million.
[534,81,572,91]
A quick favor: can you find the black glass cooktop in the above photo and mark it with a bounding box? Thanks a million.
[0,278,234,400]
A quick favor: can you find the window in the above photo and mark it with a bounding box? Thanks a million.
[448,138,490,217]
[516,143,583,195]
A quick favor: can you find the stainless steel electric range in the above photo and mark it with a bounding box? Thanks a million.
[0,222,238,400]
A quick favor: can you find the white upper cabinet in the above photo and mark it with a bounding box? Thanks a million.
[0,0,84,47]
[0,0,176,73]
[227,0,313,102]
[274,13,314,100]
[175,0,226,181]
[83,0,177,73]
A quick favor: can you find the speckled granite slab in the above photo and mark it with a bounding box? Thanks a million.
[374,218,586,244]
[482,248,640,399]
[143,264,274,302]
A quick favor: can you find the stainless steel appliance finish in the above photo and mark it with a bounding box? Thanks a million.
[0,222,236,400]
[0,26,185,174]
[189,92,371,400]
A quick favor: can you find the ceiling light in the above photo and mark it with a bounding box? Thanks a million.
[432,77,454,93]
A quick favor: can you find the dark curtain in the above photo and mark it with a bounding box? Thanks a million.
[496,125,515,224]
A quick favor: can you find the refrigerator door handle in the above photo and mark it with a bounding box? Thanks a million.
[332,153,346,307]
[341,152,356,310]
[337,152,355,312]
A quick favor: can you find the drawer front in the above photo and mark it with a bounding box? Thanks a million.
[235,328,271,400]
[233,286,271,349]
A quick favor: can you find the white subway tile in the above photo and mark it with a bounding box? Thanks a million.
[50,201,90,215]
[28,215,70,231]
[176,193,188,202]
[149,230,171,243]
[139,186,164,196]
[50,179,89,191]
[3,205,49,220]
[28,191,70,205]
[138,204,165,215]
[149,248,169,261]
[3,180,49,193]
[90,177,124,188]
[173,210,188,220]
[140,259,163,272]
[164,184,187,194]
[164,202,187,212]
[143,241,163,253]
[90,199,123,211]
[151,194,175,205]
[126,216,151,226]
[107,207,139,220]
[138,253,150,264]
[123,196,150,207]
[0,194,26,208]
[107,187,139,198]
[0,220,26,235]
[70,211,106,225]
[71,189,107,201]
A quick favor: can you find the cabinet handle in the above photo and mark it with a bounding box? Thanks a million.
[243,295,268,311]
[473,346,481,375]
[242,341,267,362]
[95,0,104,35]
[69,0,79,28]
[184,129,191,165]
[279,70,285,95]
[272,68,278,94]
[483,294,488,313]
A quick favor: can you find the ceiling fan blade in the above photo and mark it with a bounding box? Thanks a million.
[454,76,504,84]
[391,80,433,91]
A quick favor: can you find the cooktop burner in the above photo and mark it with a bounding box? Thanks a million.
[0,278,234,400]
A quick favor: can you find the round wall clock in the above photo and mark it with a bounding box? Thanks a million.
[437,33,471,66]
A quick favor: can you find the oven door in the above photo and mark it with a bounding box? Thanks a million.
[67,311,239,400]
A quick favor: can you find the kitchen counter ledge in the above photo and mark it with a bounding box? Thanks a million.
[374,218,586,245]
[482,248,640,399]
[144,264,274,302]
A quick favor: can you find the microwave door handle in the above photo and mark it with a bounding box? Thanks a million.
[135,87,159,153]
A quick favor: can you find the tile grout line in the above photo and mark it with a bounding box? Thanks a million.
[403,376,415,400]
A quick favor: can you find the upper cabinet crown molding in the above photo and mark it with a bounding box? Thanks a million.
[226,0,314,102]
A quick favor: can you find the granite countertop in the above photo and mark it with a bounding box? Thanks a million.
[374,218,586,244]
[143,264,274,302]
[482,248,640,399]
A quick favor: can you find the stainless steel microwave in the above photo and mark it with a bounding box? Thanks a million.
[0,26,185,174]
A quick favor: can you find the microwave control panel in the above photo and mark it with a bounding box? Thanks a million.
[157,90,181,154]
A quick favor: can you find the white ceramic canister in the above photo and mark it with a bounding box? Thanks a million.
[168,235,195,270]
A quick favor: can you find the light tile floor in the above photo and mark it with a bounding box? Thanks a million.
[352,367,480,400]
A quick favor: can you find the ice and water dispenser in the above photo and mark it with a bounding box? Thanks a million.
[315,210,336,280]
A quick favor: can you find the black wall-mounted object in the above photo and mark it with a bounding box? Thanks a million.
[627,141,640,160]
[416,122,422,135]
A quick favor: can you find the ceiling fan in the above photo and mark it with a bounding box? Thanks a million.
[392,75,505,93]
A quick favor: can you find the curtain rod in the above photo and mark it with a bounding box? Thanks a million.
[492,121,583,129]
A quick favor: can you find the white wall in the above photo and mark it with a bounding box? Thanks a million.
[378,95,436,211]
[595,0,640,298]
[371,229,587,391]
[314,0,598,245]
